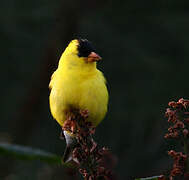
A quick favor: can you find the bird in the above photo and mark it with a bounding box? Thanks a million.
[49,38,109,162]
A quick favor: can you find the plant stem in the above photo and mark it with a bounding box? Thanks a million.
[184,139,189,172]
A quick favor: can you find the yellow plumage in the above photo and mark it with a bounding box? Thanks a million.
[49,39,108,127]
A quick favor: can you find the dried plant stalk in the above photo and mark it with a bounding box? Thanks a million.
[62,109,116,180]
[165,98,189,180]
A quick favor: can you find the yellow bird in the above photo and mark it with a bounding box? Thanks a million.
[49,39,108,162]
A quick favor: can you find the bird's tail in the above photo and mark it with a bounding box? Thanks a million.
[62,131,78,163]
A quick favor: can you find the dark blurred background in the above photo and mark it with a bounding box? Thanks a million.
[1,0,189,179]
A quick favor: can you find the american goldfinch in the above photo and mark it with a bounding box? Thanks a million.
[49,39,108,162]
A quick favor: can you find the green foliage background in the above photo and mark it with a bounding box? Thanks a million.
[1,0,189,179]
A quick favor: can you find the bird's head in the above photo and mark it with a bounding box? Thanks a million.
[62,39,102,65]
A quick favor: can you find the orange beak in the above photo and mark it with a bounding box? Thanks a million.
[87,52,102,62]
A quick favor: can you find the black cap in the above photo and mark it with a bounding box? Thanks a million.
[77,39,96,57]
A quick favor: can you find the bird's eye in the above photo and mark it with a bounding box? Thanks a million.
[78,49,91,57]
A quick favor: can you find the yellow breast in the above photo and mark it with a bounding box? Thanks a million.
[49,67,108,127]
